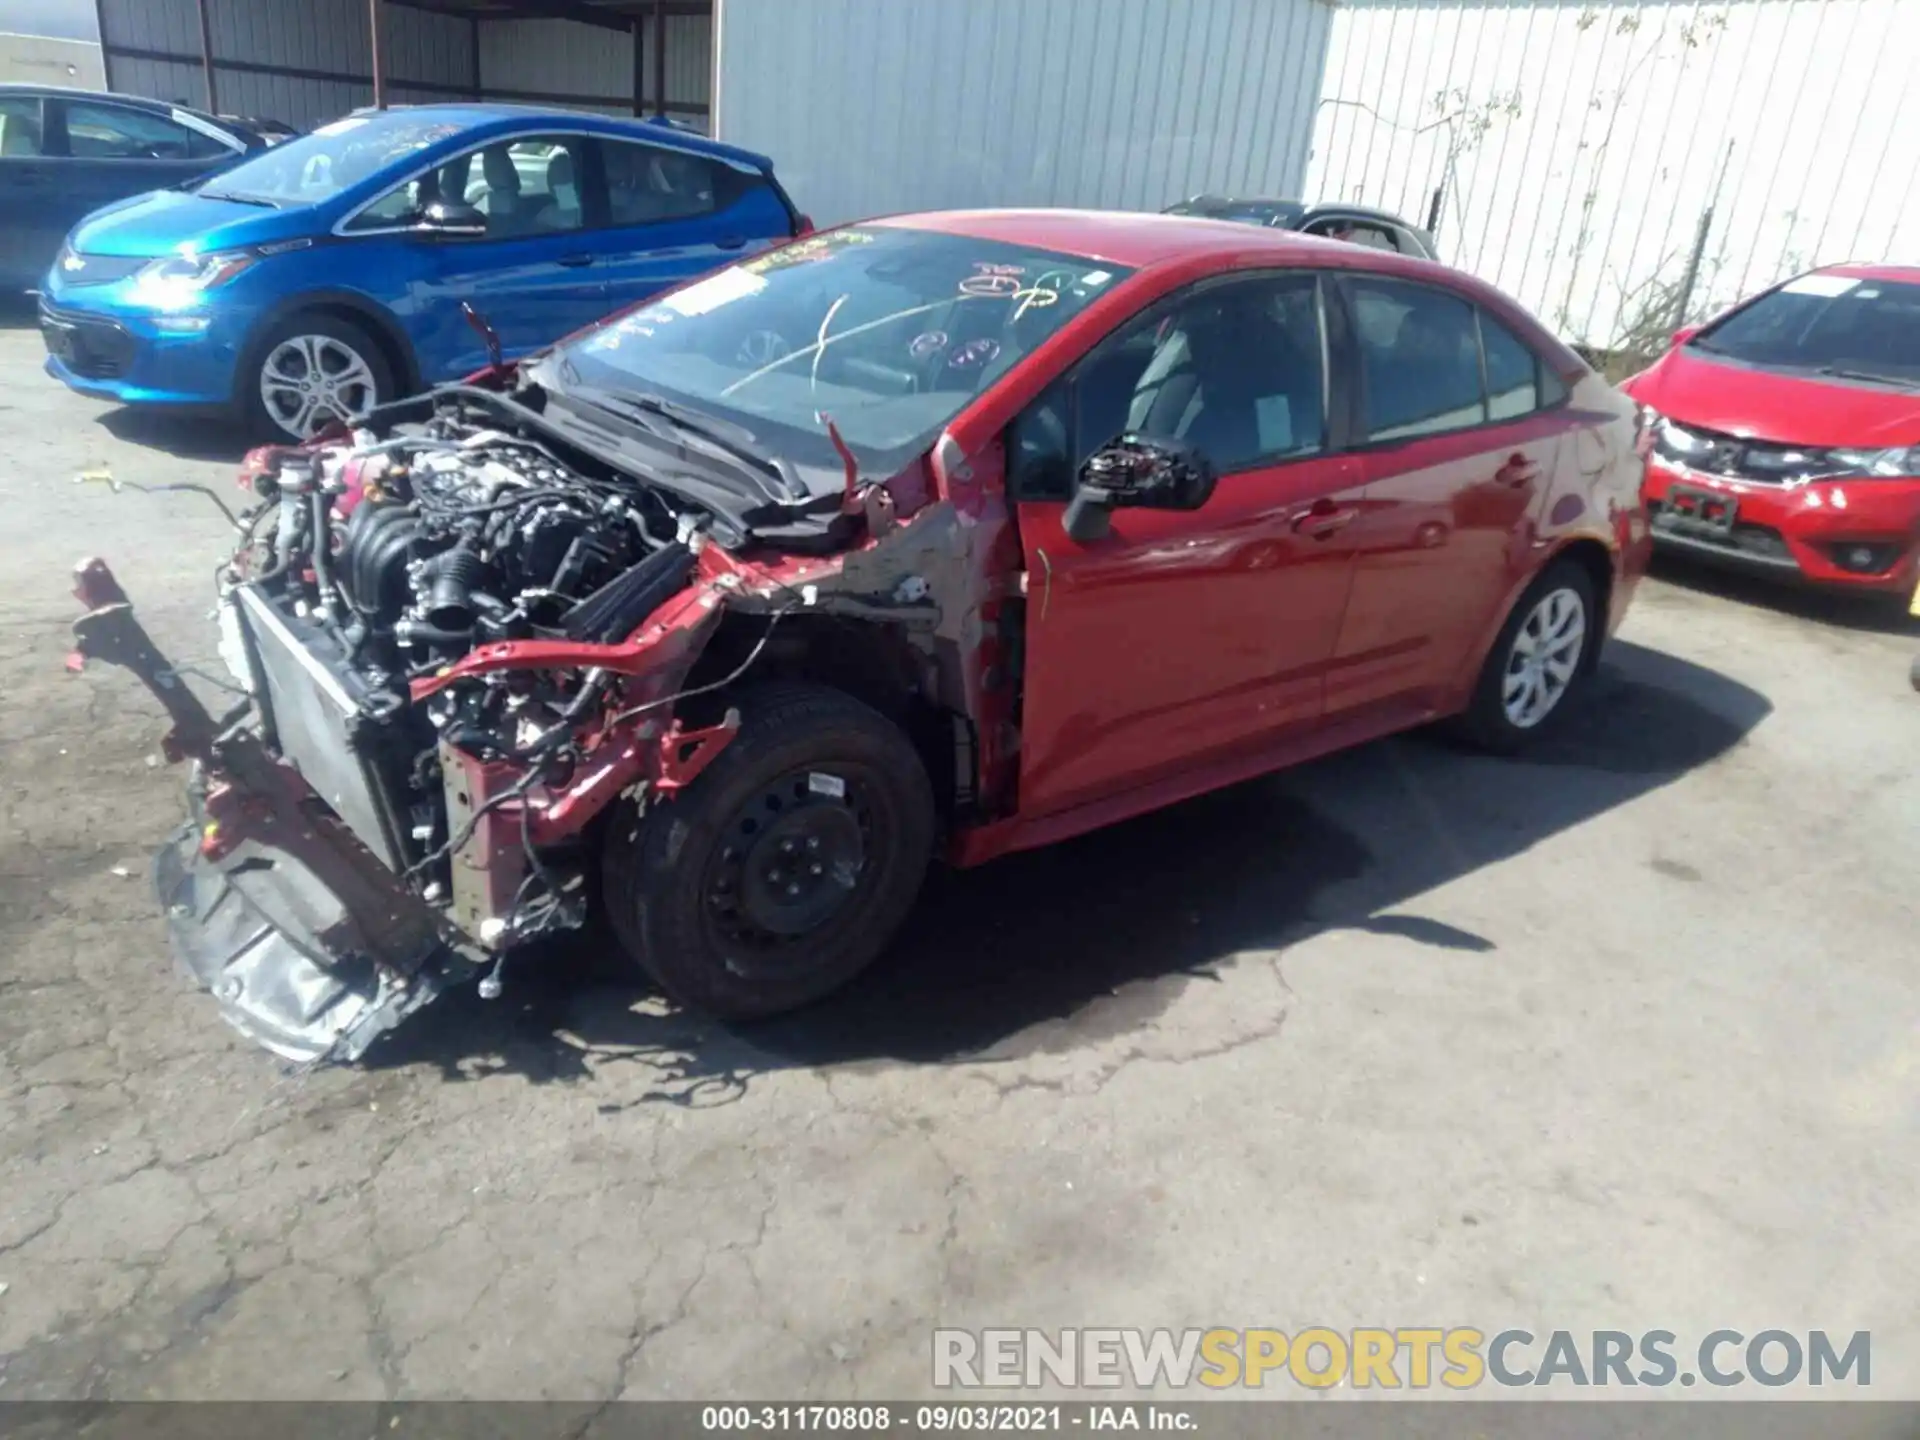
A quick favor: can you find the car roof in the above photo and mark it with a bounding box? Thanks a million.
[348,102,775,171]
[1816,262,1920,284]
[0,83,216,119]
[876,208,1409,269]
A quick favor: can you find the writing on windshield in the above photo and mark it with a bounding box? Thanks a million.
[563,227,1127,475]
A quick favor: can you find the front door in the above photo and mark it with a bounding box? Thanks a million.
[0,94,60,289]
[51,98,221,244]
[1009,271,1365,820]
[391,134,610,377]
[1327,276,1578,715]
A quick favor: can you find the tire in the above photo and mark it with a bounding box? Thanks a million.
[600,682,937,1020]
[243,311,393,442]
[1454,559,1599,754]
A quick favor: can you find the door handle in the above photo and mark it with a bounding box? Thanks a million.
[1290,498,1356,539]
[556,252,595,268]
[715,236,748,250]
[1496,451,1540,487]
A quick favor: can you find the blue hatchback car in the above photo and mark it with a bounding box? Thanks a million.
[38,105,805,439]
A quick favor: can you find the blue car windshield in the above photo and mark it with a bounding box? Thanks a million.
[197,111,469,207]
[551,226,1129,476]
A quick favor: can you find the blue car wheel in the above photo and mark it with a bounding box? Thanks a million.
[245,311,394,441]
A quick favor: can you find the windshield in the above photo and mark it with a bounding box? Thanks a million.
[1693,274,1920,384]
[197,111,468,207]
[550,226,1130,477]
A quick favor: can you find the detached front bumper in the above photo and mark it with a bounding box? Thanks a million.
[154,809,464,1063]
[70,561,471,1064]
[1644,460,1920,593]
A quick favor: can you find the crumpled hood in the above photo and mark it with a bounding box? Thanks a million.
[70,188,314,259]
[1626,345,1920,450]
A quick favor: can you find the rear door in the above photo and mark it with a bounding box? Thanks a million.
[0,93,61,288]
[1009,271,1365,819]
[1326,274,1578,717]
[49,98,229,238]
[589,135,793,310]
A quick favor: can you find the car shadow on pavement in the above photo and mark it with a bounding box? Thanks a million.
[367,637,1772,1094]
[98,406,252,464]
[1651,550,1920,637]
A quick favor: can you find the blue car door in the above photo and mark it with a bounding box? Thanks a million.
[589,134,791,311]
[52,98,235,246]
[391,133,611,378]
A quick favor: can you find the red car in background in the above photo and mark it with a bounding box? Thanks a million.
[1625,264,1920,597]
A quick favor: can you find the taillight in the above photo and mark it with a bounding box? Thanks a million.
[795,214,815,236]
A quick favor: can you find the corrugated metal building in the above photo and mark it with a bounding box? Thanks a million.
[78,0,1920,351]
[95,0,714,131]
[715,0,1332,225]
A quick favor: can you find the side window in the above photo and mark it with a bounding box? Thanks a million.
[0,96,46,157]
[64,102,198,160]
[1480,312,1542,419]
[1008,274,1327,500]
[464,136,588,238]
[347,136,590,238]
[602,138,743,226]
[1347,278,1486,441]
[1308,218,1399,253]
[185,126,235,160]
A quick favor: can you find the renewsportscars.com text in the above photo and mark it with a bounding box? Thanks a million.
[932,1328,1871,1390]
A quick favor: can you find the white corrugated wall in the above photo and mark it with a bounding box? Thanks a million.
[715,0,1332,225]
[1305,0,1920,348]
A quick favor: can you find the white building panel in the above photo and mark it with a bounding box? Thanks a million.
[1306,0,1920,346]
[716,0,1332,226]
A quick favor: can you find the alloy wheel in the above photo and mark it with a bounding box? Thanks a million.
[259,333,379,439]
[1502,586,1587,729]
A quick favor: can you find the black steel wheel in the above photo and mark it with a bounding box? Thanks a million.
[601,682,936,1019]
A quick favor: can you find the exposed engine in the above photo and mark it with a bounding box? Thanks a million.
[225,412,709,973]
[249,419,697,681]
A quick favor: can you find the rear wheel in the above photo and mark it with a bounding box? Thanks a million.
[600,682,936,1019]
[1455,559,1598,753]
[244,312,392,441]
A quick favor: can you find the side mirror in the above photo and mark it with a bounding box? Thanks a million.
[1061,433,1218,543]
[1671,324,1700,349]
[414,200,487,238]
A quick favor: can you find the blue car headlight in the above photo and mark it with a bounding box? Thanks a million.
[129,250,257,309]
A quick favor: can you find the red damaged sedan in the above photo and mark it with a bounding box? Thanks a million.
[1626,265,1920,596]
[70,210,1648,1062]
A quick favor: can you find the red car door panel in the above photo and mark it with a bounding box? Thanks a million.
[1017,452,1364,817]
[1326,278,1585,716]
[1331,418,1568,713]
[1007,271,1363,820]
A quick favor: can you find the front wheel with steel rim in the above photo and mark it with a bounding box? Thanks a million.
[245,312,393,442]
[1457,559,1599,754]
[600,682,936,1020]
